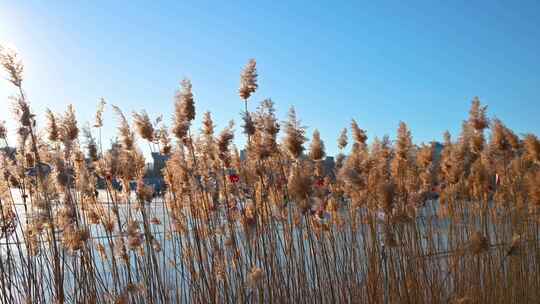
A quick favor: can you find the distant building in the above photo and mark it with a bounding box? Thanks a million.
[323,156,336,177]
[150,152,170,175]
[240,149,248,161]
[141,152,170,194]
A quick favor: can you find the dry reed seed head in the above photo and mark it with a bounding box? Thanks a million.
[370,135,392,165]
[309,129,326,161]
[60,104,79,142]
[284,107,306,159]
[490,119,505,150]
[52,156,70,189]
[112,105,136,151]
[339,161,363,190]
[470,159,489,195]
[395,121,413,159]
[45,109,59,142]
[523,134,540,164]
[231,146,242,169]
[12,98,34,127]
[115,150,137,182]
[258,99,280,133]
[94,97,106,128]
[468,97,489,131]
[458,120,474,149]
[136,179,154,203]
[239,59,258,100]
[338,127,348,150]
[56,204,77,229]
[287,165,312,210]
[82,126,98,161]
[443,130,452,146]
[96,143,120,179]
[172,79,196,141]
[504,128,521,152]
[241,111,256,136]
[201,111,214,137]
[217,120,234,153]
[157,127,171,153]
[88,141,98,162]
[252,99,280,158]
[0,206,17,239]
[469,231,489,254]
[132,110,155,142]
[176,78,196,121]
[335,153,346,169]
[250,130,270,161]
[489,118,515,154]
[217,121,235,164]
[0,46,24,87]
[351,119,368,146]
[126,220,144,250]
[417,144,434,168]
[470,133,485,156]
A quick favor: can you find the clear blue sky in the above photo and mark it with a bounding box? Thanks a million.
[1,1,539,158]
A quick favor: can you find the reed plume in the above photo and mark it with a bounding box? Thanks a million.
[217,121,235,166]
[112,105,135,151]
[239,59,258,101]
[252,99,280,159]
[309,129,325,161]
[351,119,368,148]
[95,97,106,128]
[283,107,306,159]
[60,104,79,143]
[45,109,59,142]
[338,127,348,150]
[0,46,24,87]
[132,110,155,142]
[172,79,196,141]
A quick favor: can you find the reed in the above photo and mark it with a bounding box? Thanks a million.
[0,49,539,303]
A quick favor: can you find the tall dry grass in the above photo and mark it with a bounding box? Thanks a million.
[0,47,539,303]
